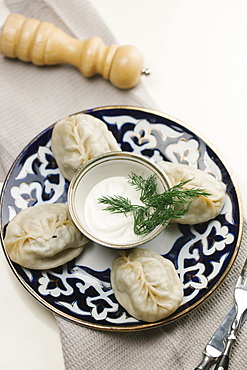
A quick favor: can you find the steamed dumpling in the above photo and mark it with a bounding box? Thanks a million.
[156,161,226,224]
[111,248,183,322]
[51,113,121,181]
[4,203,88,269]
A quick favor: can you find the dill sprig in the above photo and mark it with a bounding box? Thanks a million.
[98,172,211,235]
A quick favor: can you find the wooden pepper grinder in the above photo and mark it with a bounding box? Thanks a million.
[0,13,150,89]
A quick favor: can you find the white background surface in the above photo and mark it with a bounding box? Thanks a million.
[1,1,247,369]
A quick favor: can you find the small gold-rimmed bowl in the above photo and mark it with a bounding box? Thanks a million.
[68,151,171,249]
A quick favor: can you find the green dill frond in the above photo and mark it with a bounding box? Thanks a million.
[128,172,157,199]
[98,195,135,215]
[98,174,211,235]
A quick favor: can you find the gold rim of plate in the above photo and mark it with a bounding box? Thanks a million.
[0,105,244,332]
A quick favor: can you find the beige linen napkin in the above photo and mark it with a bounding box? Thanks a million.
[1,1,247,369]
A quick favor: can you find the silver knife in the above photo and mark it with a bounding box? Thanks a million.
[194,305,247,370]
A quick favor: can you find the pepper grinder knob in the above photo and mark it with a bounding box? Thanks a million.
[0,13,147,89]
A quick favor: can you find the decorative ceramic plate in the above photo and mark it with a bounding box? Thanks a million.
[0,106,243,331]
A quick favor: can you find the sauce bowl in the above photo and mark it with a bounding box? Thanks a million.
[68,151,171,249]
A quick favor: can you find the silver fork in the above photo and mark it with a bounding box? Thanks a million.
[214,257,247,369]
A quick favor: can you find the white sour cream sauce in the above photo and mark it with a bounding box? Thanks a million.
[84,176,146,245]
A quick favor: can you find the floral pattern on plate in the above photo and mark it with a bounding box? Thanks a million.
[0,106,242,331]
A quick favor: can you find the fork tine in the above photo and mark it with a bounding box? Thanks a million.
[241,257,247,278]
[238,257,247,287]
[236,275,243,287]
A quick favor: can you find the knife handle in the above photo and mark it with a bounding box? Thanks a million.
[213,334,235,370]
[194,354,216,370]
[0,13,146,89]
[214,354,229,369]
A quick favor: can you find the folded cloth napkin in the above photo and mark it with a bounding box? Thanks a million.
[1,1,247,369]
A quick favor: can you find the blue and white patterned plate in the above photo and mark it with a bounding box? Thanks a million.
[0,106,243,331]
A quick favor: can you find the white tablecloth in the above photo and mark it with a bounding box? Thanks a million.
[1,1,247,369]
